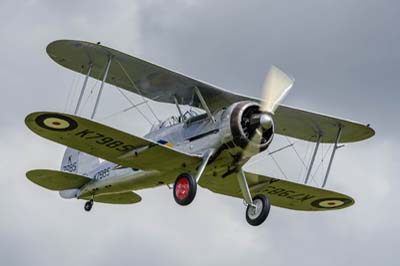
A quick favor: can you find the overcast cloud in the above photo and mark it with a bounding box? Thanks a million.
[0,1,399,265]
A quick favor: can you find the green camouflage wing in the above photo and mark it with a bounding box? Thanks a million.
[25,112,201,173]
[199,170,354,211]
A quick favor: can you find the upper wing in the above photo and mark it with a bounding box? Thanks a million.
[47,39,374,143]
[199,170,354,211]
[25,112,202,173]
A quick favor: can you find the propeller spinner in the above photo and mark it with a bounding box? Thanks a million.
[244,66,294,157]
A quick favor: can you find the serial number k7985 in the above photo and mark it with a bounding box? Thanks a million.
[75,129,136,153]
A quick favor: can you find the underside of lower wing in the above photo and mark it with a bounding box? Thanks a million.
[199,171,354,211]
[25,111,202,174]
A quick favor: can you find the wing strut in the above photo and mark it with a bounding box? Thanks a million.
[304,134,321,184]
[173,95,184,121]
[194,86,216,123]
[75,63,92,115]
[91,56,112,119]
[322,126,344,187]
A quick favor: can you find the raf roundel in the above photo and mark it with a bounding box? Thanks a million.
[35,113,78,131]
[311,198,353,209]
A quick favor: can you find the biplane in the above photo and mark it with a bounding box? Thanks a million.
[26,40,374,226]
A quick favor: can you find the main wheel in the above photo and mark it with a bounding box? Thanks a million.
[84,200,93,212]
[173,173,197,206]
[246,195,271,226]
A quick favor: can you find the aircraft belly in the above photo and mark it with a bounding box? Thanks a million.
[78,170,160,198]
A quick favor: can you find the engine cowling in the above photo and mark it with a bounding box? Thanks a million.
[230,101,274,152]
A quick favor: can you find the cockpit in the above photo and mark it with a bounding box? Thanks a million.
[150,109,204,132]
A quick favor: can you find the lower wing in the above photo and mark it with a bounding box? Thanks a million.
[199,171,354,211]
[25,112,202,174]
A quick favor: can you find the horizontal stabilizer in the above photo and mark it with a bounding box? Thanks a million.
[82,191,141,204]
[26,169,91,191]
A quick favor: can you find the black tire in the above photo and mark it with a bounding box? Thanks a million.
[246,194,270,226]
[173,173,197,206]
[84,200,93,212]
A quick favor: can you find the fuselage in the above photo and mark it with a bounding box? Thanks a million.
[76,102,272,199]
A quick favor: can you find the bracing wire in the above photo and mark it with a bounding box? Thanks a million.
[64,72,78,112]
[299,137,313,182]
[101,86,153,125]
[115,59,161,122]
[310,140,333,185]
[270,154,288,180]
[285,136,308,169]
[80,79,99,116]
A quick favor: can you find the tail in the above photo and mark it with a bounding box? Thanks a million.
[61,148,100,175]
[59,148,100,199]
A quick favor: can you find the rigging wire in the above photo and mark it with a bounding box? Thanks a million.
[98,86,153,125]
[310,140,333,185]
[64,72,78,112]
[285,136,308,169]
[270,154,288,180]
[115,59,161,122]
[79,79,99,116]
[299,137,313,182]
[66,68,85,113]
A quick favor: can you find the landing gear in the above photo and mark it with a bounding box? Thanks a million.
[245,195,271,226]
[84,199,93,212]
[173,173,197,206]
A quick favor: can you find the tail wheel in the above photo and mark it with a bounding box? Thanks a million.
[84,199,93,212]
[173,173,197,206]
[246,194,271,226]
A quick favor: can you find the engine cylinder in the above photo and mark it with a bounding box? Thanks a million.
[230,101,274,152]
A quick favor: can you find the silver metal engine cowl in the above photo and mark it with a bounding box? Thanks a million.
[229,101,274,153]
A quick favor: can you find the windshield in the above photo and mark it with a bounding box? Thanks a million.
[150,109,202,131]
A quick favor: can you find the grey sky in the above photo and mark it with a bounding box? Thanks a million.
[0,1,399,265]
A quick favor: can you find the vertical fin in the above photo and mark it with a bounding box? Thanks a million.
[61,148,100,175]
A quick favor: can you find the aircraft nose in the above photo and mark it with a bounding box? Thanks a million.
[260,113,273,130]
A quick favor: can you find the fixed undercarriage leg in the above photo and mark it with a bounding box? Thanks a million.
[237,169,254,206]
[237,170,271,226]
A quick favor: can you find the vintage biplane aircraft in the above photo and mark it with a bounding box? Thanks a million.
[26,40,374,226]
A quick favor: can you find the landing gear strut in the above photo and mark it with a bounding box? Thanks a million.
[84,199,94,212]
[237,170,271,226]
[173,173,197,206]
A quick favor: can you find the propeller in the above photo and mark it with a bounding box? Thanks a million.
[242,65,294,158]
